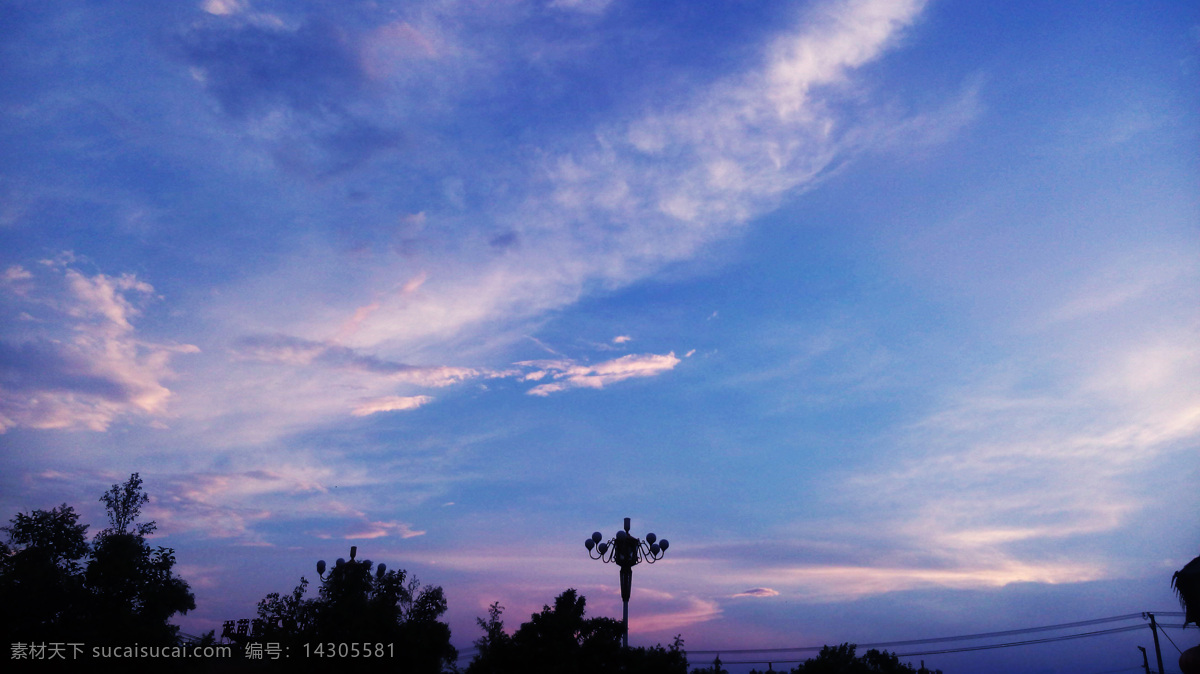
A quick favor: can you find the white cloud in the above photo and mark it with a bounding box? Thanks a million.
[219,0,936,362]
[201,0,247,16]
[351,395,433,416]
[133,0,943,447]
[232,334,483,387]
[0,261,198,432]
[521,352,682,396]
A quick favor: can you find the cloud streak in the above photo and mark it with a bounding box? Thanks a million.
[0,260,198,432]
[352,395,433,416]
[233,334,482,388]
[203,0,938,389]
[732,587,780,598]
[520,352,682,396]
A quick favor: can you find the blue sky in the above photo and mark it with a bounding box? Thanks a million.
[1,0,1198,671]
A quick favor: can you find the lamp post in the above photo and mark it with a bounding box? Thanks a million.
[316,545,387,603]
[584,517,669,648]
[317,545,386,579]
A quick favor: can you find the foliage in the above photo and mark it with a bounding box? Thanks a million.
[251,550,456,673]
[87,474,195,644]
[256,576,318,641]
[0,474,195,646]
[1173,554,1200,627]
[749,643,942,674]
[0,504,91,642]
[99,471,156,537]
[87,532,196,643]
[4,503,91,564]
[466,589,688,674]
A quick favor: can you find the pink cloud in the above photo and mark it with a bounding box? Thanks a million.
[3,265,32,283]
[628,596,722,634]
[154,466,420,544]
[351,395,433,416]
[360,21,439,80]
[0,261,198,432]
[344,520,426,540]
[232,334,483,387]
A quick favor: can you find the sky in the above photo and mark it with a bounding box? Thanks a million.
[1,0,1198,671]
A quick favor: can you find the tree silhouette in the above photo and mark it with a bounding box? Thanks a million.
[87,473,195,644]
[98,471,156,537]
[466,588,687,674]
[749,643,942,674]
[1174,553,1200,674]
[471,601,515,670]
[0,504,91,643]
[250,547,455,673]
[0,474,195,647]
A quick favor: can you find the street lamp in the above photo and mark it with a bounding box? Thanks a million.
[317,545,386,579]
[584,517,669,648]
[316,545,387,603]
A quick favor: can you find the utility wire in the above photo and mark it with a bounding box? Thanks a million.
[713,624,1149,665]
[1158,625,1184,655]
[453,611,1188,664]
[689,612,1151,655]
[1084,666,1146,674]
[892,624,1148,657]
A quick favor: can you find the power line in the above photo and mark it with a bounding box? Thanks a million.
[1085,666,1146,674]
[452,611,1188,665]
[892,624,1149,657]
[1157,624,1185,655]
[689,612,1157,655]
[714,624,1149,665]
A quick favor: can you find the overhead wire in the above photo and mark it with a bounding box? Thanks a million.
[453,611,1189,665]
[1158,625,1185,655]
[688,612,1156,656]
[712,624,1149,665]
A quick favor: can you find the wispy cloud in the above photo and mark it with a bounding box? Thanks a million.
[628,595,722,634]
[547,0,615,15]
[198,0,940,385]
[351,395,433,416]
[342,520,425,540]
[233,334,482,387]
[152,465,432,544]
[0,259,198,432]
[521,352,682,396]
[773,560,1103,601]
[732,587,780,598]
[834,319,1200,584]
[667,538,1105,605]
